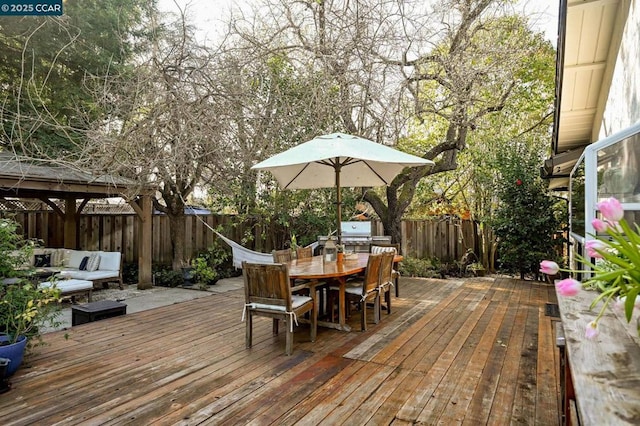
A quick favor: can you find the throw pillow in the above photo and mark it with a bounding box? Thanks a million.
[34,253,52,268]
[86,253,101,272]
[78,256,90,271]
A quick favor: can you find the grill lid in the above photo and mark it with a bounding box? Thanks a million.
[341,221,372,237]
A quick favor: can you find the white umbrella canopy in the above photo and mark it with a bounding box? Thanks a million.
[251,132,434,244]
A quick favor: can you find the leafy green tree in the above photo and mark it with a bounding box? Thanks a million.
[492,142,562,279]
[0,0,152,154]
[367,11,556,244]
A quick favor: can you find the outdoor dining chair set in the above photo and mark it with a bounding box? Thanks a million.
[242,249,397,355]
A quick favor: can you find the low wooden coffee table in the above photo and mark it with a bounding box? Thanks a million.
[71,300,127,326]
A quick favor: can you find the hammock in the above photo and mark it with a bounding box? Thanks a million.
[184,204,318,268]
[210,229,318,268]
[212,230,273,268]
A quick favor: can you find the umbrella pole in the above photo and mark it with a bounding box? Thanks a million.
[335,163,342,246]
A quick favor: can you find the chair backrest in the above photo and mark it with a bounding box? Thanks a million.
[272,249,293,263]
[361,253,383,295]
[370,243,400,255]
[379,251,395,287]
[296,246,313,259]
[242,262,292,310]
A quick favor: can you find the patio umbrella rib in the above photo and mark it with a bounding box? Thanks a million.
[283,163,312,190]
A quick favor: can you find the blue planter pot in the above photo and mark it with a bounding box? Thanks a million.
[0,335,27,378]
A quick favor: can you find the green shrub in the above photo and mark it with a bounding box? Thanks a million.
[491,143,563,279]
[196,240,236,281]
[153,268,183,287]
[192,256,217,288]
[398,256,441,278]
[122,262,138,285]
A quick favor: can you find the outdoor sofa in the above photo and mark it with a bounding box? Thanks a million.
[29,248,124,292]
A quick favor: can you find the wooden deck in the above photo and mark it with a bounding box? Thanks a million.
[1,276,561,425]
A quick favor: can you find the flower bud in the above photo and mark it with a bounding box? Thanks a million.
[539,260,559,275]
[585,321,599,339]
[585,240,607,258]
[591,218,609,233]
[597,197,624,222]
[556,278,581,296]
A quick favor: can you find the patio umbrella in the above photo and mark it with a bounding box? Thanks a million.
[251,132,434,245]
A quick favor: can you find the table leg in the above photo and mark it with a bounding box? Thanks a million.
[338,279,346,330]
[298,278,351,332]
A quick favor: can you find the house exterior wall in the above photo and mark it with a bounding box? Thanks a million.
[600,0,640,137]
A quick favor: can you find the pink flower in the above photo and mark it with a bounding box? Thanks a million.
[516,179,522,186]
[585,240,607,258]
[556,278,581,296]
[597,197,624,222]
[592,218,609,233]
[585,321,599,339]
[539,260,559,275]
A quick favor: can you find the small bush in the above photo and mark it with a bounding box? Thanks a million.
[122,262,138,285]
[398,256,442,278]
[153,268,183,287]
[196,241,236,281]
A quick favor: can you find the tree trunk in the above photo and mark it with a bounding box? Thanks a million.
[168,211,187,271]
[384,215,402,249]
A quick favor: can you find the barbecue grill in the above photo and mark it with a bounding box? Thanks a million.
[317,221,391,253]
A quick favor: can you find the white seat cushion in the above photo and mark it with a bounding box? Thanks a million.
[59,270,120,281]
[248,295,312,311]
[98,252,121,271]
[40,279,93,292]
[331,283,365,296]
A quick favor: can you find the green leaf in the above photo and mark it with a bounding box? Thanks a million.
[625,287,639,323]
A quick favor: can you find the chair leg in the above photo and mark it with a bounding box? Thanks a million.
[328,290,334,322]
[285,319,293,356]
[246,313,253,349]
[310,301,317,343]
[395,274,399,297]
[373,295,380,324]
[273,318,279,335]
[386,287,392,314]
[318,286,325,317]
[360,301,367,331]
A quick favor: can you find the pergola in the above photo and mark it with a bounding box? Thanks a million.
[0,153,154,289]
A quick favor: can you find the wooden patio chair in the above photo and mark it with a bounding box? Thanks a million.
[272,249,293,263]
[295,245,329,314]
[330,253,383,331]
[242,261,316,356]
[370,243,401,297]
[295,246,313,259]
[377,251,395,316]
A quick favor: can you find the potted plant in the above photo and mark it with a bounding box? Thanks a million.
[0,282,61,377]
[180,259,194,286]
[0,218,61,378]
[467,262,487,277]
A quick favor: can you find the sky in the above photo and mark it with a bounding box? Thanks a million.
[158,0,561,46]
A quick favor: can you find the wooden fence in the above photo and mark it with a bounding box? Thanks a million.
[5,212,481,265]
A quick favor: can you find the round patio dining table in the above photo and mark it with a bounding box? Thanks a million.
[285,252,402,332]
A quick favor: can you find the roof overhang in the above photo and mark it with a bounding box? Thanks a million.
[0,153,154,200]
[545,0,629,189]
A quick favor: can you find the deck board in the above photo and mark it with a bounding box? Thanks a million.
[0,276,559,425]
